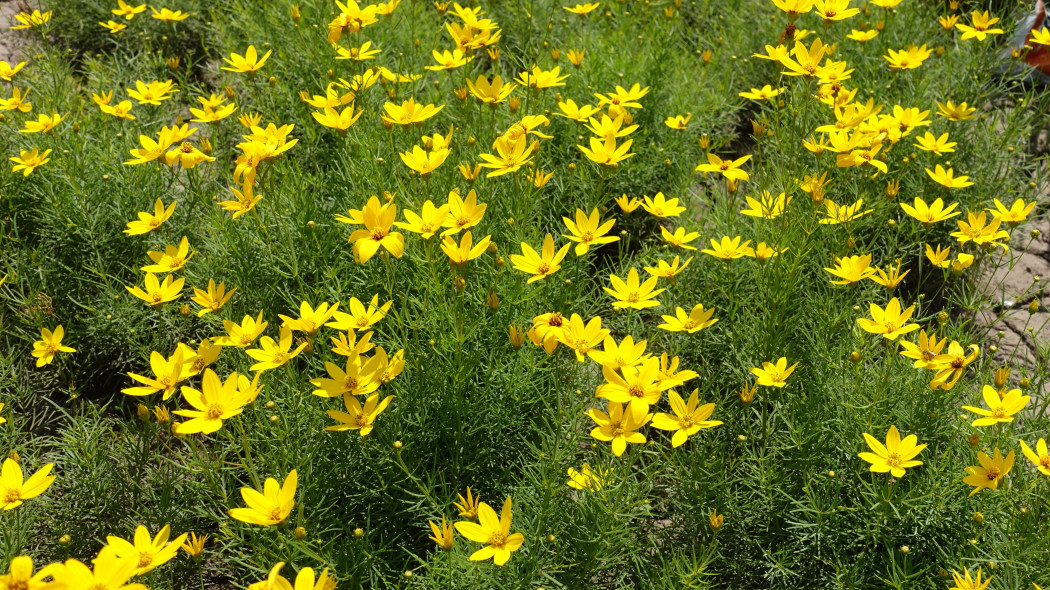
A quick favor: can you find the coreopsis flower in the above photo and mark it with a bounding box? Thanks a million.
[740,191,790,219]
[326,392,394,436]
[913,131,956,155]
[857,298,919,340]
[509,234,570,283]
[190,280,235,317]
[0,403,5,426]
[566,463,609,490]
[924,244,953,268]
[870,263,909,291]
[701,236,753,260]
[589,335,648,370]
[588,401,651,457]
[142,236,193,273]
[0,458,55,509]
[530,168,554,187]
[177,340,222,377]
[516,66,570,89]
[454,488,481,518]
[641,192,686,218]
[0,555,63,589]
[278,301,338,336]
[951,212,1010,250]
[347,198,404,263]
[556,99,599,121]
[963,448,1014,496]
[585,114,638,140]
[327,295,392,331]
[963,386,1030,427]
[400,145,449,177]
[174,369,256,434]
[310,353,381,398]
[846,29,878,41]
[566,49,585,66]
[658,304,718,333]
[956,11,1003,41]
[381,98,444,127]
[328,0,378,42]
[466,74,516,105]
[428,516,455,550]
[578,136,634,167]
[615,194,642,213]
[555,314,609,362]
[122,349,189,400]
[595,83,650,109]
[106,525,188,576]
[113,0,147,19]
[221,46,272,74]
[770,0,813,19]
[774,38,828,77]
[441,231,491,268]
[927,341,980,390]
[651,389,722,447]
[440,189,486,235]
[458,162,482,182]
[987,198,1035,225]
[247,564,336,590]
[604,268,664,309]
[738,85,783,100]
[949,568,992,590]
[426,48,472,71]
[59,546,146,590]
[330,330,375,357]
[899,330,947,368]
[215,312,268,348]
[884,44,931,70]
[99,20,128,33]
[563,2,600,13]
[656,353,698,388]
[126,273,184,308]
[10,148,51,176]
[246,327,308,372]
[19,112,63,134]
[335,40,381,60]
[926,165,973,189]
[664,114,691,129]
[10,9,51,29]
[189,97,237,123]
[395,200,450,239]
[644,256,691,284]
[454,497,525,566]
[819,198,873,224]
[595,358,664,413]
[750,357,798,387]
[0,60,26,81]
[936,101,977,121]
[0,87,32,112]
[229,470,297,526]
[31,326,76,367]
[750,242,786,262]
[479,134,535,176]
[695,153,751,181]
[858,425,926,478]
[151,7,190,22]
[661,227,700,250]
[814,0,858,21]
[824,254,875,284]
[97,97,136,119]
[127,79,178,105]
[1020,439,1050,476]
[218,183,263,218]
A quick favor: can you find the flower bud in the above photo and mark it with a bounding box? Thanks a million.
[393,441,402,450]
[1029,299,1040,314]
[972,512,984,523]
[59,534,71,546]
[137,403,150,420]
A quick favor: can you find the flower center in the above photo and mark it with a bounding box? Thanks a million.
[370,228,387,241]
[627,385,645,398]
[269,507,284,522]
[536,262,551,275]
[921,350,936,362]
[885,452,903,469]
[985,467,1001,480]
[3,488,21,504]
[488,532,507,548]
[205,404,225,420]
[137,551,154,569]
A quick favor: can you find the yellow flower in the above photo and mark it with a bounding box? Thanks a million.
[858,425,926,478]
[913,131,956,155]
[347,198,405,263]
[10,148,52,176]
[738,85,783,100]
[563,2,600,14]
[1030,26,1050,45]
[100,99,136,120]
[585,114,638,140]
[644,255,691,284]
[20,112,63,134]
[466,74,516,105]
[326,392,394,436]
[561,208,618,256]
[664,114,691,129]
[857,298,920,340]
[651,389,721,447]
[870,263,909,291]
[587,401,651,457]
[701,236,754,260]
[106,525,188,576]
[121,349,190,400]
[950,568,992,590]
[0,86,32,112]
[578,136,634,167]
[1019,439,1050,476]
[221,45,272,74]
[59,546,145,590]
[428,516,455,550]
[395,200,450,239]
[173,369,257,434]
[381,98,444,127]
[595,83,650,109]
[440,189,487,235]
[770,0,814,19]
[604,268,664,309]
[219,183,263,218]
[884,44,931,70]
[191,279,236,317]
[127,79,179,105]
[588,335,648,370]
[824,254,874,284]
[556,99,599,122]
[962,385,1030,427]
[951,211,1010,250]
[214,312,268,348]
[660,226,700,250]
[956,11,1003,41]
[516,65,570,89]
[181,532,207,559]
[335,40,381,61]
[10,10,51,30]
[164,142,215,169]
[814,0,859,22]
[963,449,1014,496]
[819,198,872,224]
[229,469,297,525]
[695,153,751,181]
[846,29,878,41]
[454,497,525,565]
[567,49,585,66]
[400,144,449,176]
[454,487,481,518]
[750,242,786,262]
[936,100,976,121]
[328,0,379,43]
[31,325,76,367]
[326,294,392,331]
[0,60,27,81]
[641,192,686,218]
[555,313,609,362]
[479,134,535,176]
[615,194,642,213]
[566,463,609,490]
[987,198,1035,225]
[900,197,960,225]
[835,143,887,174]
[658,304,718,333]
[750,357,798,387]
[99,20,128,33]
[279,301,339,336]
[740,191,790,219]
[150,7,190,22]
[441,231,491,268]
[426,48,473,71]
[246,327,308,372]
[0,555,63,589]
[142,236,193,273]
[113,0,147,19]
[1,457,55,509]
[509,233,570,283]
[926,165,973,189]
[899,329,947,368]
[927,341,979,390]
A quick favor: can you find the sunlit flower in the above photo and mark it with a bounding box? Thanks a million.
[858,425,926,478]
[229,470,297,525]
[963,449,1014,496]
